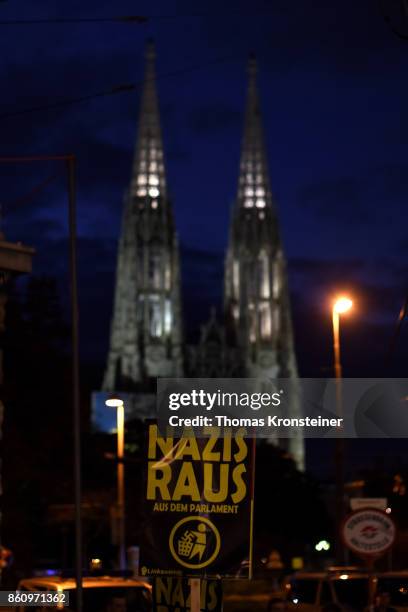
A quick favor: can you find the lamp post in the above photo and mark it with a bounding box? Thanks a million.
[332,295,353,563]
[332,297,352,379]
[105,396,126,570]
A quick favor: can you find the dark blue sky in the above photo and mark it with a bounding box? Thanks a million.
[0,0,407,378]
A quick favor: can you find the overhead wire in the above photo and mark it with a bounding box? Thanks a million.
[0,55,242,120]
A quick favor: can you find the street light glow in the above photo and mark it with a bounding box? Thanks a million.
[315,539,331,552]
[105,396,124,408]
[333,296,353,314]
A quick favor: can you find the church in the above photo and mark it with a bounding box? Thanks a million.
[102,41,304,469]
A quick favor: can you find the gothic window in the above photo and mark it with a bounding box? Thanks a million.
[149,298,162,338]
[274,306,280,332]
[164,299,172,334]
[246,260,256,297]
[273,259,281,299]
[248,303,256,343]
[259,302,272,339]
[164,262,171,290]
[149,187,159,198]
[149,253,162,289]
[259,251,270,298]
[232,260,240,298]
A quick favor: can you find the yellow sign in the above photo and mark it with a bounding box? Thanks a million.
[147,425,248,504]
[141,423,255,577]
[291,557,304,570]
[152,577,222,611]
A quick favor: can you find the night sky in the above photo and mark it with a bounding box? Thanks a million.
[1,0,407,393]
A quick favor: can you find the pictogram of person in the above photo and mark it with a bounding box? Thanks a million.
[189,523,207,560]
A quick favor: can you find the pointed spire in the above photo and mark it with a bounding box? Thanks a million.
[129,39,167,203]
[237,55,273,210]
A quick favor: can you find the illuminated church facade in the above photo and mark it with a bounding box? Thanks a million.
[103,42,304,468]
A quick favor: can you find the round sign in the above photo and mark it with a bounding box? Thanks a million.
[342,509,396,560]
[169,516,221,570]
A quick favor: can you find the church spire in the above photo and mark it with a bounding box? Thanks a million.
[224,55,304,468]
[103,40,183,391]
[237,55,273,211]
[129,39,167,203]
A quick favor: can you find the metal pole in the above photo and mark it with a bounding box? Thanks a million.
[332,310,342,380]
[190,578,200,612]
[67,157,83,611]
[117,402,126,570]
[333,309,345,564]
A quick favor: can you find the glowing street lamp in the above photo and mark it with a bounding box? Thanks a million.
[105,395,126,570]
[105,397,124,408]
[331,295,353,564]
[315,540,331,552]
[333,296,353,315]
[332,296,353,379]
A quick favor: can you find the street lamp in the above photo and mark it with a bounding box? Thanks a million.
[315,540,331,552]
[331,295,353,563]
[105,395,126,570]
[332,296,353,379]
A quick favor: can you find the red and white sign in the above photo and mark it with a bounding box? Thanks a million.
[342,509,396,560]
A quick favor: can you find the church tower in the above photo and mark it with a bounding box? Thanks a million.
[103,41,183,391]
[224,57,304,467]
